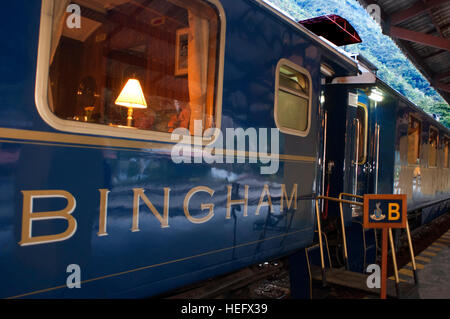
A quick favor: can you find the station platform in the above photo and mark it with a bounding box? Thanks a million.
[393,229,450,299]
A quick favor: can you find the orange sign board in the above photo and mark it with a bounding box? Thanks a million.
[363,194,407,229]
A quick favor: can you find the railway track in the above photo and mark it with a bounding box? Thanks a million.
[163,211,450,300]
[165,261,289,299]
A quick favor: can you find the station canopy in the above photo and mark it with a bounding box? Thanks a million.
[356,0,450,105]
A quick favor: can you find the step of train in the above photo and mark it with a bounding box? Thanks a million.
[309,265,417,298]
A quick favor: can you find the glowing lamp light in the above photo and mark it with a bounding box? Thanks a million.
[369,89,384,102]
[115,79,147,126]
[320,94,325,104]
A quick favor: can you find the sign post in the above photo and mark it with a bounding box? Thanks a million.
[363,194,407,299]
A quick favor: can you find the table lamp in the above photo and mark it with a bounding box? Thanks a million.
[115,78,147,127]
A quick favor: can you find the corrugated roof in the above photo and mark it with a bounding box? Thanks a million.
[357,0,450,104]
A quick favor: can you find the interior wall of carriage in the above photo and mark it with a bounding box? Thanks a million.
[50,0,219,133]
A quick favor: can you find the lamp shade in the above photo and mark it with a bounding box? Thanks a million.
[115,79,147,109]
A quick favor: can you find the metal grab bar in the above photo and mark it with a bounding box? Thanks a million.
[340,193,364,200]
[314,195,363,286]
[317,195,363,207]
[375,124,380,194]
[353,119,360,195]
[321,111,328,213]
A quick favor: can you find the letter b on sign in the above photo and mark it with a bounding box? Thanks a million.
[388,203,400,221]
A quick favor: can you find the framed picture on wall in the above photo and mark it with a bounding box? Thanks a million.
[175,28,189,76]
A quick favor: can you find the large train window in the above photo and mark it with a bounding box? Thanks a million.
[275,59,312,137]
[36,0,224,141]
[444,137,449,169]
[428,127,438,167]
[407,116,421,165]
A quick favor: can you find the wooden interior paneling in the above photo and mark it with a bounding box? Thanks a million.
[50,0,218,133]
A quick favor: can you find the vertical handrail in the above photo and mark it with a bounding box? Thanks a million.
[375,124,380,194]
[353,119,360,195]
[321,112,328,213]
[314,200,326,287]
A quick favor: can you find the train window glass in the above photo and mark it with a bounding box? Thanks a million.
[407,116,421,165]
[444,137,449,169]
[428,127,438,167]
[45,0,221,137]
[355,104,367,164]
[275,61,312,136]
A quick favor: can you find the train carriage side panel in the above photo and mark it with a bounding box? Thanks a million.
[394,96,450,224]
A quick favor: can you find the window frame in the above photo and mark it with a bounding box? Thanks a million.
[35,0,226,144]
[407,115,422,165]
[428,126,439,168]
[274,59,313,137]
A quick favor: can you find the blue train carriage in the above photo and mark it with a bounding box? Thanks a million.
[0,0,359,298]
[325,55,450,272]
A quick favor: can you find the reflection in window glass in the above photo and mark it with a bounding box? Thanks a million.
[429,128,438,167]
[407,116,421,165]
[355,105,367,164]
[276,64,310,133]
[277,91,308,131]
[48,0,220,135]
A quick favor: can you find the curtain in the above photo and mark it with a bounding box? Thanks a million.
[50,0,71,64]
[48,0,70,112]
[187,10,209,135]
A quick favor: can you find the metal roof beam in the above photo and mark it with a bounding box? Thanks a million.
[389,26,450,51]
[422,49,446,59]
[434,81,450,92]
[435,69,450,81]
[391,0,448,25]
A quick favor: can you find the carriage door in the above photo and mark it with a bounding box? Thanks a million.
[343,90,370,218]
[344,90,379,272]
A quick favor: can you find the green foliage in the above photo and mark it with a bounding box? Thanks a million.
[266,0,450,128]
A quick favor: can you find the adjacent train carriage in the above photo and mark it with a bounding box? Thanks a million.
[0,0,358,298]
[324,56,450,272]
